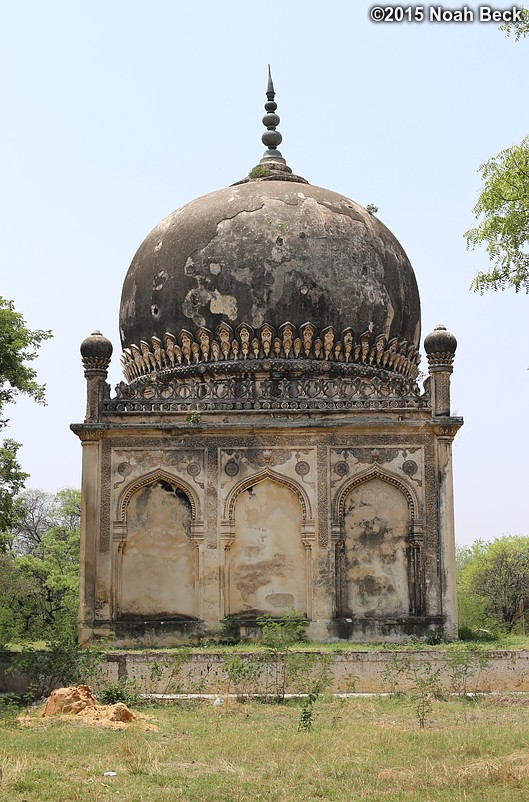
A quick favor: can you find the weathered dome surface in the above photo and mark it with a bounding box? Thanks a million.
[119,180,421,366]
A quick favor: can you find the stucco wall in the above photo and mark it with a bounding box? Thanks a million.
[2,650,528,695]
[230,478,306,615]
[121,482,195,617]
[93,650,529,694]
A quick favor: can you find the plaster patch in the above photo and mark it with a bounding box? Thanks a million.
[152,270,168,291]
[182,288,209,327]
[209,289,238,320]
[266,593,295,608]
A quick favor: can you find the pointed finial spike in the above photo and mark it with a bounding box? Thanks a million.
[267,64,275,98]
[244,65,309,182]
[261,65,284,164]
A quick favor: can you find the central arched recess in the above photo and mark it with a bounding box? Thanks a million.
[120,480,196,618]
[341,477,409,618]
[229,478,307,617]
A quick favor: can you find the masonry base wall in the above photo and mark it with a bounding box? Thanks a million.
[3,650,526,695]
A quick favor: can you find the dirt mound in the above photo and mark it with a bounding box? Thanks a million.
[36,685,153,729]
[41,685,98,716]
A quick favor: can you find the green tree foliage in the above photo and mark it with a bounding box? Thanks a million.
[0,297,51,534]
[0,439,28,547]
[465,137,529,293]
[0,489,80,644]
[457,536,529,633]
[465,16,529,293]
[500,6,529,40]
[0,297,51,413]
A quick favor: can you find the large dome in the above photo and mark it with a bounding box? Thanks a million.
[120,179,420,354]
[118,72,421,386]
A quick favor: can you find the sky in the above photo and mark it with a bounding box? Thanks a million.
[1,1,527,547]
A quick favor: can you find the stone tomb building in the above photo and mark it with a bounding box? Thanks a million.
[72,75,462,645]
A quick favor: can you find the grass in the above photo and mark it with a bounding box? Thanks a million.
[1,695,529,801]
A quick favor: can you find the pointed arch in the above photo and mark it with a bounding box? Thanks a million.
[117,468,201,524]
[333,464,419,525]
[220,468,315,620]
[223,467,313,524]
[333,465,425,619]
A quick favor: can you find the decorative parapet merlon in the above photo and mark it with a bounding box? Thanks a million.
[120,321,421,384]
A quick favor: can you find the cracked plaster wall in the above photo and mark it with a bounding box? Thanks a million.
[343,478,409,617]
[120,482,196,618]
[229,478,307,616]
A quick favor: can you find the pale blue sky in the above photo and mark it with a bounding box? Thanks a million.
[1,1,527,546]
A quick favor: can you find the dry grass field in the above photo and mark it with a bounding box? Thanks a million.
[1,694,529,801]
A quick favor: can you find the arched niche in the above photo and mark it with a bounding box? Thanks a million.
[221,470,315,619]
[333,467,424,619]
[113,471,204,620]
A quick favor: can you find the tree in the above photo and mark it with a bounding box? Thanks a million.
[8,487,80,556]
[0,297,51,413]
[465,138,529,293]
[0,489,81,643]
[0,439,28,549]
[0,297,51,535]
[500,6,529,40]
[465,12,529,293]
[457,536,529,633]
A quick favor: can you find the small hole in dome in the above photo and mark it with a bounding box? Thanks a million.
[300,286,309,295]
[299,232,306,239]
[276,236,283,246]
[152,306,159,316]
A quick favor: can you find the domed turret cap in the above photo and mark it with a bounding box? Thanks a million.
[424,324,457,355]
[81,330,113,372]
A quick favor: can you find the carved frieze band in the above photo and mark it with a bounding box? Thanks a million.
[426,351,455,370]
[105,373,429,414]
[120,321,421,383]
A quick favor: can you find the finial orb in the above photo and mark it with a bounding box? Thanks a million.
[424,324,457,355]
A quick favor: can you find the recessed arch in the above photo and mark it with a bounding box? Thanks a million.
[333,464,419,525]
[112,469,204,622]
[220,468,315,620]
[117,468,201,524]
[223,467,312,524]
[333,465,425,619]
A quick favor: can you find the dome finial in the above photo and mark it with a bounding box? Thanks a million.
[261,65,286,165]
[266,63,274,97]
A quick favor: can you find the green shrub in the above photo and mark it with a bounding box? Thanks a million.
[98,677,141,706]
[14,633,107,699]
